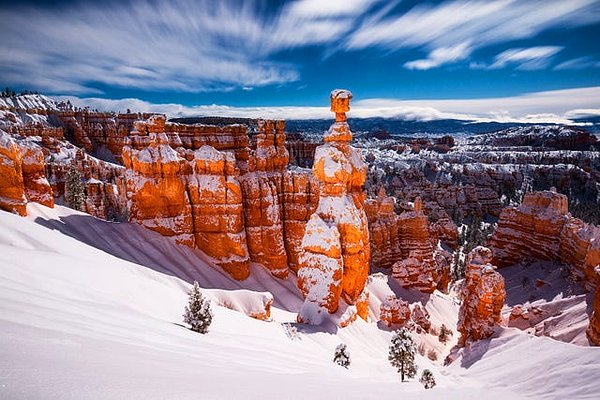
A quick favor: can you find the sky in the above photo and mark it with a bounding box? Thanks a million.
[1,0,600,122]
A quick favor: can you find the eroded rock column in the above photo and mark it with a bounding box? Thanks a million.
[297,89,370,324]
[457,246,506,346]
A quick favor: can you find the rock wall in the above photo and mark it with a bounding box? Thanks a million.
[489,189,600,289]
[457,246,506,346]
[365,187,401,270]
[18,142,54,208]
[588,268,600,346]
[392,197,439,293]
[297,89,370,325]
[0,130,27,215]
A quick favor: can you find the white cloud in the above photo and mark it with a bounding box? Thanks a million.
[554,56,600,70]
[58,86,600,124]
[347,0,600,68]
[489,46,563,70]
[404,42,472,70]
[0,0,376,94]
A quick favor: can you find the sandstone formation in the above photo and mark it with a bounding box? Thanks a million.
[0,130,27,215]
[365,187,401,270]
[411,303,431,333]
[123,119,195,247]
[239,119,290,278]
[489,190,570,267]
[489,189,600,289]
[380,295,411,327]
[17,142,54,208]
[297,89,370,324]
[457,246,506,346]
[187,145,250,280]
[282,170,319,273]
[392,198,438,293]
[587,267,600,346]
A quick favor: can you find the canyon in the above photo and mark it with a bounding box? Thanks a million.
[1,92,599,343]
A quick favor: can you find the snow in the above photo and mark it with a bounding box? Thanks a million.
[1,204,599,399]
[330,89,353,99]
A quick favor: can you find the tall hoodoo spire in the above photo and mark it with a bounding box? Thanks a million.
[296,89,370,325]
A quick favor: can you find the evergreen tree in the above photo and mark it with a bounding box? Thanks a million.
[183,281,213,334]
[419,369,436,389]
[438,324,452,344]
[333,343,350,369]
[65,165,85,211]
[388,328,417,381]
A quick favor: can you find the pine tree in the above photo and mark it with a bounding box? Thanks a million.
[420,369,436,389]
[388,328,417,381]
[438,324,452,344]
[65,165,85,211]
[183,281,213,334]
[333,343,350,369]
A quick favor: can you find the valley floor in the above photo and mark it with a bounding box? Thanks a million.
[1,205,599,399]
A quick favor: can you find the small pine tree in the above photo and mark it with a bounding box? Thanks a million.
[65,165,85,211]
[183,281,213,334]
[420,369,436,389]
[438,324,452,344]
[333,343,350,369]
[388,328,417,382]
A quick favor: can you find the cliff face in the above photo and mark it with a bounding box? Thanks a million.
[0,130,27,215]
[365,188,402,271]
[457,246,506,346]
[187,145,250,280]
[392,197,439,293]
[489,189,600,290]
[297,89,370,325]
[588,269,600,346]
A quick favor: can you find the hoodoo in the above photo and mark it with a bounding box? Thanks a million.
[297,89,370,325]
[457,246,506,346]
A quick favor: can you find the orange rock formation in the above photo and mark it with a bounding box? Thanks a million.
[18,142,54,208]
[0,130,27,215]
[365,188,402,270]
[297,89,371,324]
[489,189,600,289]
[392,197,439,293]
[587,268,600,346]
[457,246,505,346]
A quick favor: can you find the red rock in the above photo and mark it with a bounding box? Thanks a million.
[457,246,506,346]
[587,268,600,346]
[123,119,195,247]
[489,190,570,267]
[558,218,600,289]
[297,90,370,324]
[490,189,600,289]
[17,142,54,208]
[187,145,250,280]
[282,170,319,274]
[411,304,431,332]
[240,173,287,278]
[392,197,438,293]
[0,130,27,215]
[380,295,411,327]
[365,187,402,270]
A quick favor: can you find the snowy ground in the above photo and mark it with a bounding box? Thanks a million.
[1,205,599,399]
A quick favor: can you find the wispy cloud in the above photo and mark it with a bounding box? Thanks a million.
[489,46,563,70]
[554,56,600,70]
[347,0,600,69]
[0,0,375,94]
[58,86,600,124]
[404,42,472,70]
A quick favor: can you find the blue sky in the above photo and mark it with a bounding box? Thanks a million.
[1,0,600,121]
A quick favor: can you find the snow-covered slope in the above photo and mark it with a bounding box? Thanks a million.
[1,205,599,399]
